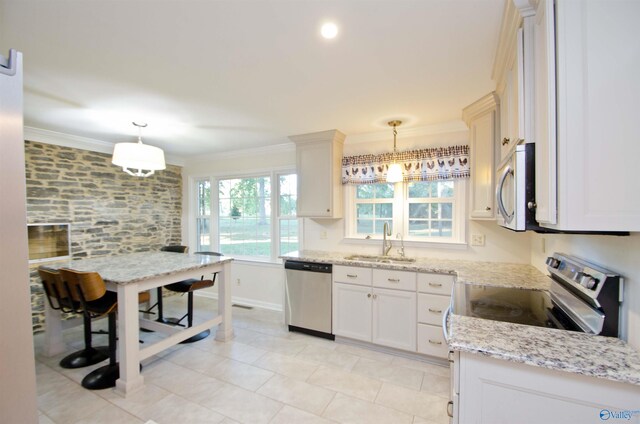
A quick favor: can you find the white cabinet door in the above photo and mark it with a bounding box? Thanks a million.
[463,93,498,220]
[372,287,416,351]
[332,282,371,342]
[290,130,345,218]
[458,352,640,424]
[533,0,557,225]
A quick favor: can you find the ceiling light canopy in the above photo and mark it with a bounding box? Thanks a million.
[386,120,403,183]
[112,122,166,177]
[321,22,338,39]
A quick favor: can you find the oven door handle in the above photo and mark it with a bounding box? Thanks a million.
[442,305,452,343]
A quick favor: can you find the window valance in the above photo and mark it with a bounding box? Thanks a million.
[341,145,470,184]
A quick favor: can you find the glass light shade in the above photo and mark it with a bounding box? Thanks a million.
[386,163,403,183]
[112,142,166,177]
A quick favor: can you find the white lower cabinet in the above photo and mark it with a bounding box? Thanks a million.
[372,287,416,351]
[332,282,371,342]
[457,352,640,424]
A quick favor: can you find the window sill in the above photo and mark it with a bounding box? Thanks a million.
[341,237,468,250]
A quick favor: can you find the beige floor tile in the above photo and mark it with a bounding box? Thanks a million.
[74,403,144,424]
[38,412,55,424]
[247,334,307,356]
[142,359,226,404]
[323,393,413,424]
[39,381,109,423]
[270,405,336,424]
[390,356,449,378]
[374,383,450,423]
[199,383,284,424]
[252,351,319,380]
[207,358,274,391]
[307,366,381,402]
[35,363,75,396]
[98,383,172,418]
[334,343,397,364]
[420,373,450,399]
[413,415,444,424]
[351,357,424,391]
[138,393,226,424]
[257,374,336,415]
[296,345,360,371]
[197,339,268,364]
[163,345,227,374]
[230,327,263,345]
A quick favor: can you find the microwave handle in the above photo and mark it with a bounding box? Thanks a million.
[496,166,513,223]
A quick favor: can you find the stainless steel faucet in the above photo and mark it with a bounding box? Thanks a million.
[382,222,392,256]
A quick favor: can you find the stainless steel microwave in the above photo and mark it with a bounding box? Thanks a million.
[495,143,540,231]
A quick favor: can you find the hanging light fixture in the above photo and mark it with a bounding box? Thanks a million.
[112,122,166,177]
[386,120,403,183]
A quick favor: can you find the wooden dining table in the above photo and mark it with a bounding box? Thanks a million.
[42,251,234,396]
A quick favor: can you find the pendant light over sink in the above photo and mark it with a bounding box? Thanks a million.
[112,122,166,177]
[386,120,403,183]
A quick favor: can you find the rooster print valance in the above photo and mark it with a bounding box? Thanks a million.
[342,145,470,184]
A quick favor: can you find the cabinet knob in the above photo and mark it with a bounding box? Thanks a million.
[367,293,371,298]
[485,206,491,211]
[373,294,377,299]
[502,137,510,146]
[326,209,330,212]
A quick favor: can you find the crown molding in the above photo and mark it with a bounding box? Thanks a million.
[289,129,346,145]
[492,0,536,84]
[462,92,499,126]
[185,141,296,165]
[23,126,186,166]
[345,120,467,145]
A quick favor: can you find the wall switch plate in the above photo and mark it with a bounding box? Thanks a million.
[471,234,485,246]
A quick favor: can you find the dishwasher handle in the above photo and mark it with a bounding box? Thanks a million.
[442,305,452,343]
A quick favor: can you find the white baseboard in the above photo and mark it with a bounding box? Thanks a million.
[195,291,283,312]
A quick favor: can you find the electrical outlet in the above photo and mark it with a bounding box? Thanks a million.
[471,234,485,246]
[320,230,328,240]
[236,278,241,286]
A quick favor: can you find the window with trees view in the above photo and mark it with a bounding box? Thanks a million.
[347,180,465,243]
[195,172,298,261]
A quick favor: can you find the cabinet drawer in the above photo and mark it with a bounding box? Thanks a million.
[417,273,455,295]
[417,323,448,359]
[333,265,372,286]
[372,269,416,291]
[417,293,451,325]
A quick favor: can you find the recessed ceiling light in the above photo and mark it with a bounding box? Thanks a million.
[321,22,338,39]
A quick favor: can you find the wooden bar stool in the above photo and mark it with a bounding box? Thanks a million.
[59,268,121,390]
[38,268,109,368]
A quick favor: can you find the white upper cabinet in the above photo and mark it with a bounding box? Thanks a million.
[533,0,640,231]
[463,93,499,219]
[290,129,345,218]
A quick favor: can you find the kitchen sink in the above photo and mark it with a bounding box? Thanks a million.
[344,255,416,264]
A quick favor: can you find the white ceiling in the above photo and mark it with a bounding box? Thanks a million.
[1,0,504,158]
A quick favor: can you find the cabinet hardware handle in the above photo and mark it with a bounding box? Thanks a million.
[447,401,454,418]
[502,137,510,146]
[448,351,455,363]
[485,206,491,211]
[367,293,372,298]
[326,209,330,212]
[428,339,443,345]
[428,282,442,287]
[387,278,400,282]
[373,294,378,299]
[429,308,443,313]
[347,274,357,278]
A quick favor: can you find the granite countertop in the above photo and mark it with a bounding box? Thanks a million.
[281,250,640,386]
[281,250,551,290]
[43,251,233,285]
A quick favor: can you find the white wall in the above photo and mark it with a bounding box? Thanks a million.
[530,232,640,351]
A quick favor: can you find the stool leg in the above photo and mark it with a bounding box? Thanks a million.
[81,312,120,390]
[59,314,109,369]
[179,291,210,344]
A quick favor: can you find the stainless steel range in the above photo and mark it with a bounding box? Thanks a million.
[450,252,623,337]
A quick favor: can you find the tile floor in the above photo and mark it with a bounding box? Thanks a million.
[34,296,450,424]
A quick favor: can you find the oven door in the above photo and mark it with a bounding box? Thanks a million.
[496,145,526,231]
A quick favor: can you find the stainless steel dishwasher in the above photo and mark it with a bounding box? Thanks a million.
[284,260,334,340]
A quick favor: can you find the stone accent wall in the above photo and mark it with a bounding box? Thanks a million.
[26,140,183,332]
